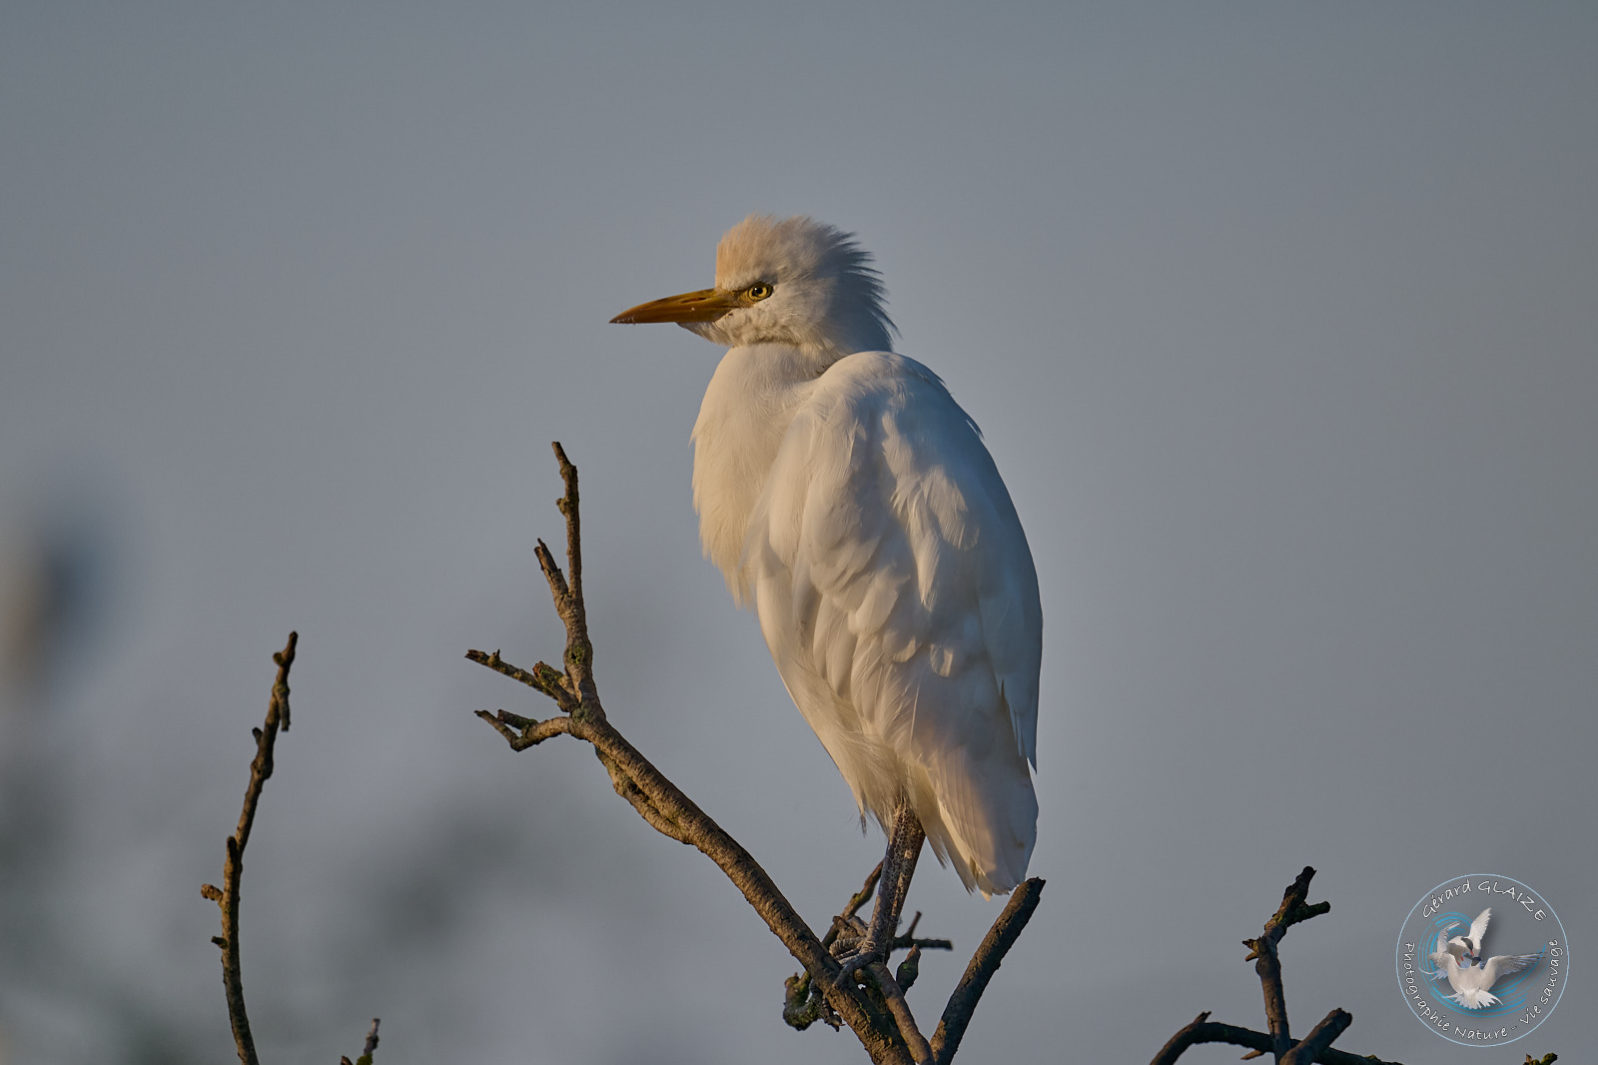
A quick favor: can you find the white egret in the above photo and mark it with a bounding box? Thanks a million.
[611,215,1041,974]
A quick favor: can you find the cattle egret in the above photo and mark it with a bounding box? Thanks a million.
[611,215,1041,974]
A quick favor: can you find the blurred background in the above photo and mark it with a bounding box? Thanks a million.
[2,3,1593,1063]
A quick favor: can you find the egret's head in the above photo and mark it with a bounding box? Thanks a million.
[611,214,896,356]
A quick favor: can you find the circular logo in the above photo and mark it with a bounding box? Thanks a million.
[1394,874,1568,1047]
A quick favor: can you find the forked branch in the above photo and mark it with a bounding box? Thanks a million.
[1150,867,1409,1065]
[1242,864,1332,1059]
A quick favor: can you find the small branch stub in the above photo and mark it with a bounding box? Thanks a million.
[340,1018,382,1065]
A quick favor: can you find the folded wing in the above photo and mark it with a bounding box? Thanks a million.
[743,352,1043,894]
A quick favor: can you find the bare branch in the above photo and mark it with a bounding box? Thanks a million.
[1151,1011,1399,1065]
[866,962,932,1064]
[1282,1009,1352,1065]
[201,631,297,1065]
[464,649,575,711]
[895,945,923,992]
[471,708,573,750]
[820,862,882,951]
[551,442,584,620]
[1241,865,1329,1060]
[930,876,1045,1065]
[339,1017,381,1065]
[1156,1004,1240,1061]
[534,537,571,605]
[892,911,953,955]
[1149,868,1416,1065]
[572,711,914,1061]
[542,442,598,712]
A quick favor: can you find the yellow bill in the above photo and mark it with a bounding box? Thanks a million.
[610,288,740,325]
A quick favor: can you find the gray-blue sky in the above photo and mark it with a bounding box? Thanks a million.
[2,3,1594,1062]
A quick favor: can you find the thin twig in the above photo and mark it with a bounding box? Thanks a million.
[822,862,883,950]
[541,443,598,713]
[929,876,1045,1065]
[201,631,298,1065]
[1150,1011,1400,1065]
[552,442,584,631]
[471,707,573,750]
[339,1017,382,1065]
[465,649,574,710]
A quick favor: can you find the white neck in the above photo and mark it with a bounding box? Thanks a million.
[690,342,829,597]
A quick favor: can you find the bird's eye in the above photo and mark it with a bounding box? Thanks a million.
[746,282,773,301]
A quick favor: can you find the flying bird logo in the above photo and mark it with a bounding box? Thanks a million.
[1395,874,1568,1048]
[1426,907,1542,1009]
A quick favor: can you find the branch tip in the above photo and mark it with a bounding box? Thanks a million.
[207,629,300,1065]
[930,876,1044,1064]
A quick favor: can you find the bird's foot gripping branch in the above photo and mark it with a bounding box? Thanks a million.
[468,443,1044,1065]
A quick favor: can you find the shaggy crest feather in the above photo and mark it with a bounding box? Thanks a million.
[688,215,896,357]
